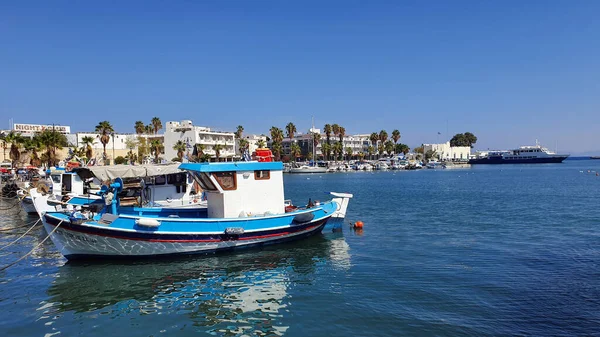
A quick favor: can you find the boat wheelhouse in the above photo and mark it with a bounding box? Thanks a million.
[38,159,353,259]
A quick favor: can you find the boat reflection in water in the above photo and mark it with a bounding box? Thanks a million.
[43,234,350,336]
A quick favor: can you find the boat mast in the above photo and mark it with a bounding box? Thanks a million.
[312,116,315,162]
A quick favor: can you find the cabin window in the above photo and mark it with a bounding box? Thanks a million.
[212,172,237,190]
[167,172,187,185]
[154,175,166,185]
[254,170,270,180]
[190,172,217,191]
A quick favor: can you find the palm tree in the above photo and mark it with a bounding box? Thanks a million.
[367,145,375,160]
[395,143,410,156]
[332,124,340,142]
[23,137,42,166]
[4,131,23,167]
[95,121,114,163]
[338,126,346,143]
[345,147,353,161]
[0,133,7,162]
[38,129,68,167]
[173,140,186,161]
[290,142,301,160]
[312,132,321,159]
[333,142,343,160]
[392,129,401,144]
[238,139,249,156]
[150,139,163,163]
[285,122,297,141]
[212,144,223,161]
[378,130,388,145]
[145,124,154,135]
[235,125,244,139]
[125,138,138,164]
[378,143,385,157]
[321,142,331,161]
[134,121,145,135]
[369,132,379,148]
[269,127,284,160]
[256,139,266,148]
[384,140,395,156]
[81,136,95,161]
[151,117,163,135]
[324,124,332,145]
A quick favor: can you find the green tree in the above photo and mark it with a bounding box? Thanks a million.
[392,129,401,143]
[151,117,163,135]
[212,143,223,161]
[238,139,249,156]
[125,138,137,164]
[321,142,331,161]
[290,142,301,160]
[4,132,24,167]
[134,121,145,135]
[173,140,186,161]
[367,145,375,160]
[338,126,346,143]
[23,136,43,166]
[256,139,266,148]
[150,138,164,163]
[324,124,332,145]
[235,125,244,139]
[450,133,478,147]
[312,132,321,159]
[384,140,395,155]
[395,143,410,155]
[269,127,284,161]
[378,130,388,147]
[345,147,353,161]
[38,129,68,167]
[333,141,343,160]
[95,121,114,163]
[81,136,95,161]
[369,132,379,149]
[285,122,297,140]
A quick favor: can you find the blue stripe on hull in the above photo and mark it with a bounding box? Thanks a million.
[62,220,327,260]
[469,156,568,164]
[44,214,328,242]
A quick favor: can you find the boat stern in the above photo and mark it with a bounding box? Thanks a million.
[325,192,353,231]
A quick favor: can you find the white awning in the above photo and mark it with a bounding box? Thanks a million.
[86,164,183,181]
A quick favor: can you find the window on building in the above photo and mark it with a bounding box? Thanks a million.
[255,170,270,180]
[212,172,237,190]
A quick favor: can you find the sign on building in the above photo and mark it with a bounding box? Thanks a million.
[13,123,71,134]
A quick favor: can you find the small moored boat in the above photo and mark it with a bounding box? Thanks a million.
[38,155,352,260]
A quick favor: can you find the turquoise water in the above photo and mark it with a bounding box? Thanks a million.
[1,161,600,336]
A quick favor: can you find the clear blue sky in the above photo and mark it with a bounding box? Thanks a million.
[1,1,599,153]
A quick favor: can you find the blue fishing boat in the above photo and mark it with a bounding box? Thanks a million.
[38,157,353,260]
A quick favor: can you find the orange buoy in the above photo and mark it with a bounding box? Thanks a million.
[354,221,364,229]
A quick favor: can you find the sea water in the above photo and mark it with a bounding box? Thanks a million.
[1,160,599,336]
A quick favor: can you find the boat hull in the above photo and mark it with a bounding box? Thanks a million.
[41,204,338,260]
[20,196,38,214]
[469,156,568,164]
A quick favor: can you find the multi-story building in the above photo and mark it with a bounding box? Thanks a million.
[163,120,235,161]
[277,132,372,160]
[236,134,268,158]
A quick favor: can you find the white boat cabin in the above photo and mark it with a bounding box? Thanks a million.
[49,169,88,197]
[179,161,285,218]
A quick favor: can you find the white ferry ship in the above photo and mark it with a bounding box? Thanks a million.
[469,143,569,164]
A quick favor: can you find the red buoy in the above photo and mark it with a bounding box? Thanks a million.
[354,221,364,229]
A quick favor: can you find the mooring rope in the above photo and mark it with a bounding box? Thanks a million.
[0,219,41,250]
[0,217,41,232]
[0,220,63,271]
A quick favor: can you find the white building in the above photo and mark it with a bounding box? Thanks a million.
[423,141,471,161]
[236,134,268,158]
[163,120,235,161]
